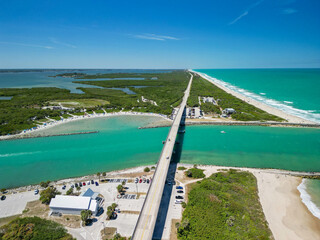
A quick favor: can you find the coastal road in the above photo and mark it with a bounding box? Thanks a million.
[132,73,193,240]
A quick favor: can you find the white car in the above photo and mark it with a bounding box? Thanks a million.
[175,200,183,204]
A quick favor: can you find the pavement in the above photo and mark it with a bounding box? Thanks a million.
[132,73,193,240]
[0,190,39,218]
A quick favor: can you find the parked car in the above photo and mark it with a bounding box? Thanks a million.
[177,190,184,193]
[79,182,82,187]
[83,182,86,186]
[75,183,78,188]
[176,186,183,190]
[95,182,99,186]
[143,178,146,183]
[176,195,184,199]
[91,180,94,184]
[147,179,150,184]
[71,185,74,188]
[34,189,39,195]
[139,179,142,183]
[135,178,138,183]
[87,181,90,185]
[62,185,66,190]
[1,195,6,201]
[175,200,183,204]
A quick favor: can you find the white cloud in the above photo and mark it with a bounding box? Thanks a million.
[229,0,264,25]
[131,33,180,41]
[282,8,298,14]
[49,38,77,48]
[0,41,53,49]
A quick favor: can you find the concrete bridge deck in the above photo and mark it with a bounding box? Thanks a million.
[132,73,193,240]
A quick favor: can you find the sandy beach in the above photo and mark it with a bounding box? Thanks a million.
[1,164,320,240]
[0,111,171,141]
[190,70,318,124]
[178,164,320,240]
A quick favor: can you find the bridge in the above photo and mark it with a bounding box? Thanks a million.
[132,73,193,240]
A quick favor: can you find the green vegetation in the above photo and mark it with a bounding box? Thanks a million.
[39,180,51,188]
[39,187,60,205]
[66,188,73,195]
[81,210,92,226]
[117,184,124,194]
[144,167,150,172]
[0,71,190,135]
[0,216,74,239]
[106,203,118,220]
[188,75,283,121]
[178,170,272,240]
[178,166,187,170]
[185,168,205,178]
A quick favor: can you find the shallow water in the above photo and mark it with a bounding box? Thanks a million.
[1,117,320,189]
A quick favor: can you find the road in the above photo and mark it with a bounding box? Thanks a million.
[132,73,193,240]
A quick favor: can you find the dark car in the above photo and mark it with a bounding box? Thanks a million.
[176,195,184,199]
[62,185,66,190]
[176,186,183,190]
[79,182,82,187]
[91,180,94,184]
[95,181,99,186]
[1,195,6,201]
[75,183,78,188]
[177,190,184,193]
[147,179,150,184]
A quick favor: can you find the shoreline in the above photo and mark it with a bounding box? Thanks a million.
[190,70,318,125]
[0,111,172,141]
[140,119,320,129]
[2,164,319,239]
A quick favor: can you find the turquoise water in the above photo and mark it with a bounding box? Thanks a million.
[0,69,167,93]
[194,69,320,123]
[1,117,320,189]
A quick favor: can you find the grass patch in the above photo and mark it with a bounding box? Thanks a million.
[177,169,273,240]
[51,99,110,108]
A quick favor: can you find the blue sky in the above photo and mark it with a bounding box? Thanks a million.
[0,0,319,68]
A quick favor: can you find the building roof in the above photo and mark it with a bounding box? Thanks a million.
[80,188,99,199]
[50,195,91,210]
[81,188,94,197]
[89,200,98,212]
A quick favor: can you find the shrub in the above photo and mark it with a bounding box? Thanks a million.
[40,180,51,188]
[40,187,60,205]
[144,167,150,172]
[185,168,205,178]
[66,188,73,195]
[178,166,186,170]
[0,217,74,239]
[102,172,106,177]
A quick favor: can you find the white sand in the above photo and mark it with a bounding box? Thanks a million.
[0,111,171,141]
[180,164,320,240]
[190,70,317,124]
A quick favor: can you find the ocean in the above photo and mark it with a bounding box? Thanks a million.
[194,69,320,123]
[0,69,319,219]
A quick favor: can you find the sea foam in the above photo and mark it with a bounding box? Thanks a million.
[192,70,320,124]
[297,179,320,220]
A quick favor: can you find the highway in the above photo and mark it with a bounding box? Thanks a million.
[132,73,193,240]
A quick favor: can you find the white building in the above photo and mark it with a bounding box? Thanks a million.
[223,108,236,115]
[49,195,99,216]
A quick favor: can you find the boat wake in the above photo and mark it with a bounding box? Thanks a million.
[0,151,42,158]
[297,179,320,220]
[192,70,320,124]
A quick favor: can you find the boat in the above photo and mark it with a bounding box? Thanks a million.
[221,131,226,134]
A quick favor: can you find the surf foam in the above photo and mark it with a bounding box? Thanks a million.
[297,179,320,220]
[192,70,320,124]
